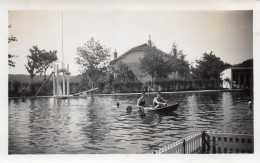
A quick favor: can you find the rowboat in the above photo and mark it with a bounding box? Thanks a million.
[150,103,179,112]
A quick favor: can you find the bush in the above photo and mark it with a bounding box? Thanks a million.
[8,78,223,97]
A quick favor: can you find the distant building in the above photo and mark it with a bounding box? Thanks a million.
[221,59,253,89]
[110,37,182,83]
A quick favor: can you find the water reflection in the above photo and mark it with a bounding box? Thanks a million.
[9,91,253,154]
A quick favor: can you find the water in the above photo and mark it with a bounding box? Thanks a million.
[8,91,253,154]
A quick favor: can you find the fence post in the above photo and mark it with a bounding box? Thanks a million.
[213,137,216,154]
[201,130,210,153]
[202,131,205,153]
[183,139,186,154]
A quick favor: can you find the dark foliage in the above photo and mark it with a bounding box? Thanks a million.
[191,52,231,80]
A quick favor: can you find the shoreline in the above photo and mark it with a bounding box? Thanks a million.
[8,89,245,99]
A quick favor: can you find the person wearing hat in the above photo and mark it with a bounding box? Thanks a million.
[137,92,146,113]
[153,92,167,108]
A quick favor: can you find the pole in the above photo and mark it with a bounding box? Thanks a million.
[63,73,65,95]
[53,63,56,97]
[183,139,186,154]
[202,131,205,153]
[57,64,60,98]
[67,64,70,96]
[34,72,54,98]
[62,11,64,64]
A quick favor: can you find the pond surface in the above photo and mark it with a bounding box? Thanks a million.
[8,91,253,154]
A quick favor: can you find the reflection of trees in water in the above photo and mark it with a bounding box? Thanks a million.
[222,92,253,133]
[87,96,95,107]
[184,93,225,131]
[27,98,51,153]
[238,90,253,101]
[11,98,20,104]
[9,98,32,154]
[27,98,71,153]
[81,97,109,146]
[193,92,222,105]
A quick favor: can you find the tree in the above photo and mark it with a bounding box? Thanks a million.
[8,25,18,68]
[75,37,111,89]
[139,46,174,84]
[25,54,37,82]
[25,46,58,81]
[172,50,190,78]
[29,46,58,80]
[191,51,231,80]
[115,62,137,82]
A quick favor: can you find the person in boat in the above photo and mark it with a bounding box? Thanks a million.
[153,92,167,108]
[137,92,146,113]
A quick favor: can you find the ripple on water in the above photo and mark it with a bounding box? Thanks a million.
[8,92,253,154]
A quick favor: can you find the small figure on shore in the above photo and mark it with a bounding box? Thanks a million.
[153,92,167,108]
[137,92,146,113]
[248,101,253,109]
[117,102,120,107]
[20,88,26,97]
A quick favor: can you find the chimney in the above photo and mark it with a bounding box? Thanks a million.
[172,43,177,58]
[114,49,118,59]
[148,35,152,46]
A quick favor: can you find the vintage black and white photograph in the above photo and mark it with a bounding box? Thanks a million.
[7,9,254,156]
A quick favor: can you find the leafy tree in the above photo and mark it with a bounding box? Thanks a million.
[169,43,191,78]
[25,55,37,82]
[75,37,111,89]
[139,46,173,84]
[172,50,190,78]
[191,51,231,80]
[8,25,18,68]
[115,62,137,82]
[25,46,58,81]
[29,46,58,80]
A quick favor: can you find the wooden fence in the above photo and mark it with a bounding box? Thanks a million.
[153,132,202,154]
[153,131,253,154]
[205,131,254,153]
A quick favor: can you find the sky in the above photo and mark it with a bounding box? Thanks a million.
[8,10,253,75]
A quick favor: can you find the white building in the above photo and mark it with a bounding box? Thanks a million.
[221,59,253,89]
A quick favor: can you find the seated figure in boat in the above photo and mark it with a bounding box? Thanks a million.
[137,92,146,113]
[153,92,167,108]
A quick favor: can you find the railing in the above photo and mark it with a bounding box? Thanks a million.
[153,131,253,154]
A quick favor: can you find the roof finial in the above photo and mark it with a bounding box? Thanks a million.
[172,42,178,58]
[148,35,152,46]
[114,49,118,59]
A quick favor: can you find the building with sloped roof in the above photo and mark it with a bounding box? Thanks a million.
[110,38,181,83]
